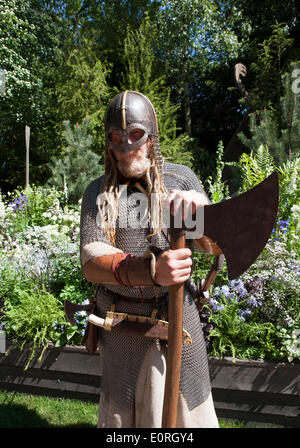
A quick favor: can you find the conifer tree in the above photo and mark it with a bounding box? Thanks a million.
[47,118,103,204]
[56,40,112,155]
[249,22,294,112]
[121,16,193,168]
[238,62,300,165]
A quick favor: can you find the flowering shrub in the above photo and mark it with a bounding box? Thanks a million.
[0,185,95,362]
[201,145,300,363]
[207,241,300,362]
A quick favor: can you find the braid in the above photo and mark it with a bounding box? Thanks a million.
[98,139,167,244]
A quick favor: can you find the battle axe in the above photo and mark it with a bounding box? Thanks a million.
[162,171,279,427]
[202,171,279,279]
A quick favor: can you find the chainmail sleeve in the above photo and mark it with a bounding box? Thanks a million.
[80,176,123,267]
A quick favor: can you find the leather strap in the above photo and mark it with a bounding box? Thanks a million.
[197,254,225,311]
[112,253,155,287]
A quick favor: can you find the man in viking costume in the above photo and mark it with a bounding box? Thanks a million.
[80,90,219,428]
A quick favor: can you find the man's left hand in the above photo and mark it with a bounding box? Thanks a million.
[163,189,209,219]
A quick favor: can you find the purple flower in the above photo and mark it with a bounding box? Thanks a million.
[221,285,230,295]
[237,286,248,299]
[229,279,248,299]
[238,308,252,321]
[208,298,224,312]
[214,288,221,297]
[215,304,224,311]
[8,194,28,213]
[247,296,259,307]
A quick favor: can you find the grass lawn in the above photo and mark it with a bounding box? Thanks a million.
[0,388,98,428]
[0,388,278,428]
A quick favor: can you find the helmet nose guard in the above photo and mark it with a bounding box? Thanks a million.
[105,90,159,154]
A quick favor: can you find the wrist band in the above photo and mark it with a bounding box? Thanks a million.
[144,249,161,287]
[112,252,159,288]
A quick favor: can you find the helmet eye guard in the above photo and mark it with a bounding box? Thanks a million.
[107,124,149,153]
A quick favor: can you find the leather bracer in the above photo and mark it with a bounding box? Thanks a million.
[82,252,158,286]
[112,253,157,287]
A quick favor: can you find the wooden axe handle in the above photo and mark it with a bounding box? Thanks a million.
[162,232,186,428]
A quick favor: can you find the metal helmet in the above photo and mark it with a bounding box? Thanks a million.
[105,90,159,153]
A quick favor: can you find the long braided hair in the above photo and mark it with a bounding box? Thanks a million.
[98,136,167,245]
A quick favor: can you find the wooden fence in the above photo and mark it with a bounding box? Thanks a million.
[0,343,299,427]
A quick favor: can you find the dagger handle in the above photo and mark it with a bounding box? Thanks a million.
[88,314,105,327]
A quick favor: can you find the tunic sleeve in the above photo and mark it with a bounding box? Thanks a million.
[80,176,123,267]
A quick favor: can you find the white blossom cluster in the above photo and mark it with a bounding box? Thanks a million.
[241,241,299,324]
[0,222,79,279]
[0,187,81,285]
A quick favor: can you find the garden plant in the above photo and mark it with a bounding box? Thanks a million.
[0,135,299,367]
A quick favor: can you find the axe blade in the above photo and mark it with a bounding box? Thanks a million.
[204,171,279,280]
[64,300,95,326]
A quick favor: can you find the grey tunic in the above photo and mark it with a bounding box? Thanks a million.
[80,162,211,411]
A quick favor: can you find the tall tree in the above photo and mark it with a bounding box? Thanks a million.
[121,16,193,167]
[47,118,103,203]
[56,39,112,155]
[72,0,161,88]
[155,0,249,136]
[249,22,294,112]
[238,63,300,165]
[0,0,68,192]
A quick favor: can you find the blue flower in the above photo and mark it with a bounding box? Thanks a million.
[209,298,224,312]
[278,219,290,234]
[247,296,259,307]
[8,194,28,213]
[220,285,230,295]
[238,308,252,321]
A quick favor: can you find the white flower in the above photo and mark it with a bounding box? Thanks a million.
[0,202,5,218]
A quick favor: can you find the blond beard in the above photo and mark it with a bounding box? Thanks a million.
[116,153,151,179]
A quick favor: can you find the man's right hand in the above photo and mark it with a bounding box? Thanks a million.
[154,248,192,286]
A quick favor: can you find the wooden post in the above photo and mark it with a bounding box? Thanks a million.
[25,126,30,187]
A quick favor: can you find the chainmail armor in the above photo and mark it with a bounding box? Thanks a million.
[80,162,211,410]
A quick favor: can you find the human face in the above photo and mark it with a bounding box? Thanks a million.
[112,138,151,179]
